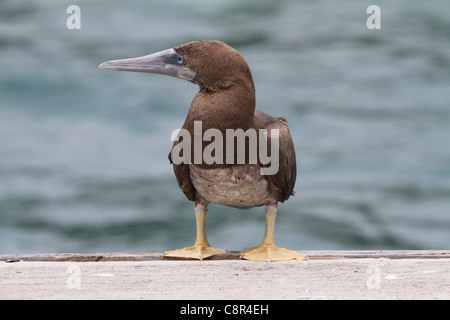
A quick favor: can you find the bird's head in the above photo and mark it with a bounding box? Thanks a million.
[99,40,254,93]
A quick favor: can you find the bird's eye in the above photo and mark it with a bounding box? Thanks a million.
[177,56,184,64]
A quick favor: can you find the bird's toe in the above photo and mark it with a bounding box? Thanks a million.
[164,244,228,260]
[240,244,307,262]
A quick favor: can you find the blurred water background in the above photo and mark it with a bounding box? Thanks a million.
[1,0,449,254]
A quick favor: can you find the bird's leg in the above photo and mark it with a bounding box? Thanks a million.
[163,202,228,260]
[240,203,306,262]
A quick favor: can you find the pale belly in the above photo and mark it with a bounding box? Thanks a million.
[189,165,272,207]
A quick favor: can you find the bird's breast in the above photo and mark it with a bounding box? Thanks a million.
[189,164,273,208]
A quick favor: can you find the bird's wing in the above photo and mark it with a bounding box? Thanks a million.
[168,150,196,201]
[255,110,297,202]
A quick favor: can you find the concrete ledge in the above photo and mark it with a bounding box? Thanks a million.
[1,250,449,299]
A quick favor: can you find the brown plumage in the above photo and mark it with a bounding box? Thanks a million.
[99,40,305,261]
[170,41,296,206]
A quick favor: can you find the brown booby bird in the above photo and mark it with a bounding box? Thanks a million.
[99,40,305,261]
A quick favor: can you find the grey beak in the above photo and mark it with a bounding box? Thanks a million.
[99,48,196,81]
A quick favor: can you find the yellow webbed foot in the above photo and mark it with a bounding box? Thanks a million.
[240,244,307,262]
[164,242,228,260]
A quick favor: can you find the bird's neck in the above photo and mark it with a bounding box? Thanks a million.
[185,84,255,132]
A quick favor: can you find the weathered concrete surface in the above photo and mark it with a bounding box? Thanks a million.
[1,251,449,300]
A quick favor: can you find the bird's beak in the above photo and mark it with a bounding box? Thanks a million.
[98,48,196,81]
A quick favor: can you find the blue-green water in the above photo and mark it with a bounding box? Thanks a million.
[1,0,449,254]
